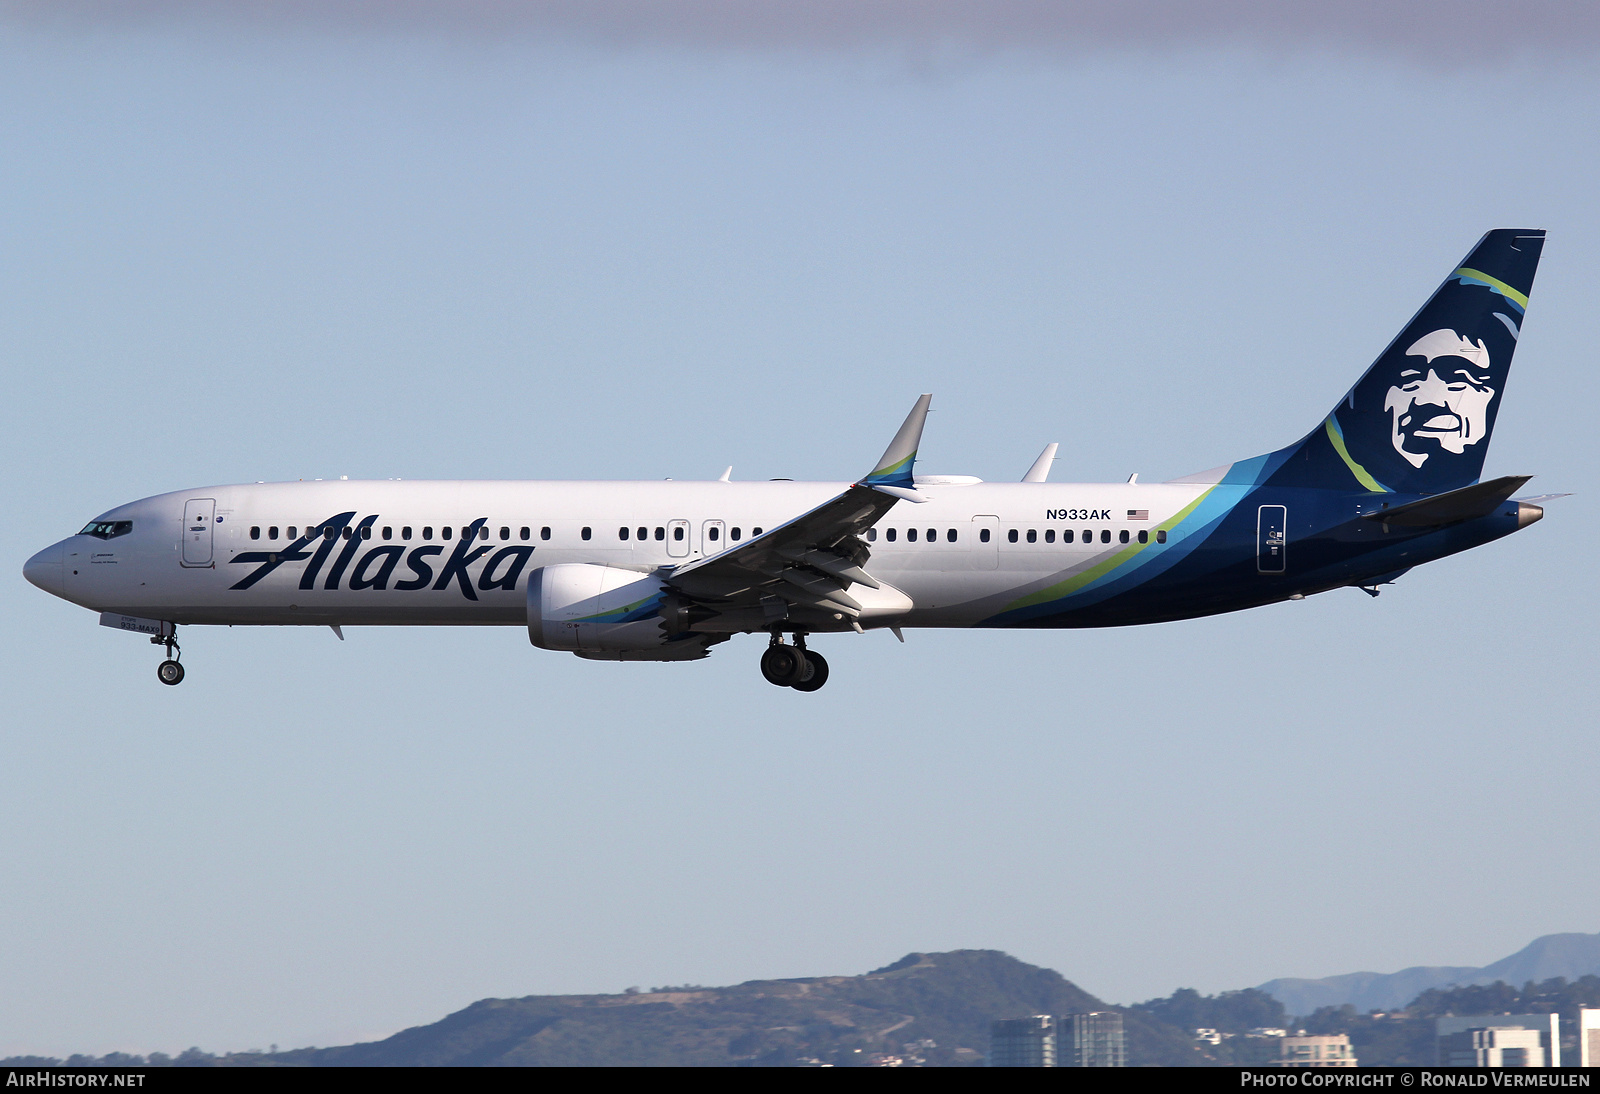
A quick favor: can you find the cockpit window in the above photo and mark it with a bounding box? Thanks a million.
[79,520,132,540]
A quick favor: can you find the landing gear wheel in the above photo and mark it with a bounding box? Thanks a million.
[157,659,185,686]
[790,650,829,692]
[760,643,807,687]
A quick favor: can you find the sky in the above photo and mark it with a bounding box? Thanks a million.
[2,1,1598,1058]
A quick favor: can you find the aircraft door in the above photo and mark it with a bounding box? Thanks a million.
[970,515,999,570]
[1257,505,1286,574]
[667,519,691,558]
[181,498,216,567]
[701,520,725,558]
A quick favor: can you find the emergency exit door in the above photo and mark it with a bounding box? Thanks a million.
[182,498,216,567]
[666,519,691,558]
[701,520,726,557]
[1257,505,1286,574]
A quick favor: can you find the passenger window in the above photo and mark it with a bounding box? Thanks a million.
[866,528,877,542]
[887,528,897,542]
[326,527,338,540]
[402,526,412,540]
[731,528,742,541]
[582,527,592,541]
[655,527,665,541]
[926,528,936,542]
[752,527,763,536]
[1026,529,1037,543]
[1138,530,1148,543]
[520,527,530,541]
[708,526,720,542]
[637,527,647,541]
[477,527,487,540]
[979,528,990,543]
[1044,529,1055,543]
[287,526,297,539]
[908,528,918,542]
[363,526,373,539]
[1119,529,1129,544]
[500,527,510,540]
[424,527,434,540]
[541,527,551,540]
[1100,530,1110,544]
[381,526,392,540]
[269,526,279,540]
[673,527,683,541]
[250,526,261,540]
[947,528,957,542]
[1063,529,1074,544]
[1082,529,1091,542]
[619,527,630,540]
[1157,529,1168,544]
[442,527,453,541]
[1008,529,1018,543]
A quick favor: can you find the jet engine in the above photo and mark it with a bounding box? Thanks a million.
[526,564,712,661]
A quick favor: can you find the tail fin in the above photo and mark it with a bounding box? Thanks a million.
[1272,229,1544,495]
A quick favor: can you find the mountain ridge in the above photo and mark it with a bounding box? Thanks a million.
[1259,932,1600,1016]
[261,948,1209,1067]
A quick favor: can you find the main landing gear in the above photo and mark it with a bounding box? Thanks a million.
[153,627,184,686]
[760,634,829,692]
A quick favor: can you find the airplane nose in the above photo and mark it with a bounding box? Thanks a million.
[23,542,64,598]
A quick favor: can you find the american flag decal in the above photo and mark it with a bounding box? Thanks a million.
[1127,510,1149,520]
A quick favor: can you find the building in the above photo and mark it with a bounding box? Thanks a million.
[1062,1012,1126,1067]
[989,1013,1126,1067]
[1581,1009,1600,1068]
[1436,1014,1559,1067]
[1439,1027,1545,1067]
[1278,1034,1357,1067]
[989,1016,1055,1067]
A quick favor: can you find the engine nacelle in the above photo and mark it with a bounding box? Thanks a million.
[527,564,695,657]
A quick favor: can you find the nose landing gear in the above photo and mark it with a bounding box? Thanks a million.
[759,634,830,692]
[153,628,184,686]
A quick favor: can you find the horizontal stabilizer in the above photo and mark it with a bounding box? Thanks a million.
[1361,475,1531,528]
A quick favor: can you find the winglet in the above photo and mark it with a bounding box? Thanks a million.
[1022,443,1058,483]
[863,394,932,489]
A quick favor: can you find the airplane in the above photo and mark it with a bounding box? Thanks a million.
[25,229,1558,692]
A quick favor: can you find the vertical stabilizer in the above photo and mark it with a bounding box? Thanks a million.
[1271,229,1544,495]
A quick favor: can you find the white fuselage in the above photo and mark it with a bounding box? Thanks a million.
[38,478,1204,630]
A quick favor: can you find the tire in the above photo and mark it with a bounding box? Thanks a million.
[790,651,829,692]
[759,644,806,687]
[157,660,185,686]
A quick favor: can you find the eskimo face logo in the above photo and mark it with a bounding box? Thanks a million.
[1384,328,1497,468]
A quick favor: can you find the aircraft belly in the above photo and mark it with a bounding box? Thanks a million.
[119,604,527,626]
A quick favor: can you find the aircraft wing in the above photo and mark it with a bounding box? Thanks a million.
[1360,474,1532,528]
[663,396,930,627]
